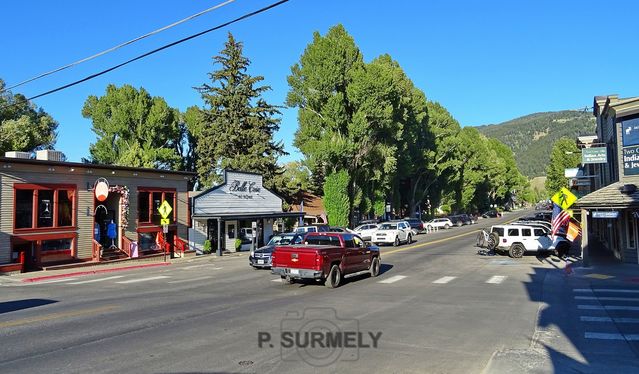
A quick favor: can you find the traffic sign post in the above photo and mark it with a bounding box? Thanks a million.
[158,200,172,261]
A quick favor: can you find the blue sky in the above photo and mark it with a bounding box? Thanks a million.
[2,0,638,163]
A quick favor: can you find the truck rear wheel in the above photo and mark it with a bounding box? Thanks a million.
[369,257,380,277]
[325,264,342,288]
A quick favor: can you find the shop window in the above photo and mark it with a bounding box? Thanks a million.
[165,192,174,212]
[139,232,159,251]
[627,213,636,249]
[138,191,150,222]
[57,190,73,227]
[41,238,73,252]
[138,189,177,226]
[14,185,76,230]
[152,192,163,224]
[15,189,33,229]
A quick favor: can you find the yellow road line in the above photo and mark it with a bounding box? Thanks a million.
[0,305,117,329]
[382,214,525,257]
[384,230,479,256]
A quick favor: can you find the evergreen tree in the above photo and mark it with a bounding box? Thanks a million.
[194,33,285,187]
[545,137,580,193]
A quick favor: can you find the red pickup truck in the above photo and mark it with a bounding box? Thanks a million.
[271,232,381,288]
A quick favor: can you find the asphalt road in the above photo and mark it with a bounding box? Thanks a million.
[0,210,614,373]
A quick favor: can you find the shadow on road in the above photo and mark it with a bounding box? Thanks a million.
[0,299,58,314]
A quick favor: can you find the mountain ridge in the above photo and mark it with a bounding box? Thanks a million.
[475,110,596,177]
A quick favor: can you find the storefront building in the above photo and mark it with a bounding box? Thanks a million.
[575,95,639,265]
[0,151,194,273]
[190,170,302,254]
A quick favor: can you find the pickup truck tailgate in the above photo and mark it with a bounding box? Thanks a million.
[272,246,319,270]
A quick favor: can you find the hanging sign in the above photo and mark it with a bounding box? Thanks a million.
[623,145,639,176]
[593,211,619,219]
[94,178,109,202]
[582,147,607,164]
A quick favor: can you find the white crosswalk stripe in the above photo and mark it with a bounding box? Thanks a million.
[578,287,639,343]
[378,275,407,284]
[116,276,170,284]
[578,305,639,311]
[575,296,639,302]
[486,276,507,284]
[581,316,639,323]
[585,332,639,341]
[574,288,639,294]
[67,275,125,285]
[432,276,456,284]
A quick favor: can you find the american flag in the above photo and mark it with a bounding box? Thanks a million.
[551,203,570,236]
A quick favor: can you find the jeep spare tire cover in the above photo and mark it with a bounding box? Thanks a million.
[488,232,499,250]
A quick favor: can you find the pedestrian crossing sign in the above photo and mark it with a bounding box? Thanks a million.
[551,187,578,210]
[158,200,173,219]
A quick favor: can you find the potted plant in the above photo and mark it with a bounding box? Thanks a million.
[234,238,242,252]
[203,239,211,254]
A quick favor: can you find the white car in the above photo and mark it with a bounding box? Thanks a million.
[353,223,379,241]
[425,218,453,230]
[489,224,570,258]
[373,221,413,246]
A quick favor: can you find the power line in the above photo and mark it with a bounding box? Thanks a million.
[1,0,238,93]
[0,0,290,109]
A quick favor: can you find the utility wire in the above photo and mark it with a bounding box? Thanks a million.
[1,0,238,93]
[1,0,290,109]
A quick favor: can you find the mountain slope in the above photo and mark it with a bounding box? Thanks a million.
[475,110,596,177]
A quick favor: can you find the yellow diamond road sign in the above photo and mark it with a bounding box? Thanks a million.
[552,187,578,210]
[158,200,173,219]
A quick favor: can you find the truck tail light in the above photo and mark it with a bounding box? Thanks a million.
[502,239,507,243]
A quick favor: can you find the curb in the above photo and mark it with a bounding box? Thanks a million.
[21,262,171,283]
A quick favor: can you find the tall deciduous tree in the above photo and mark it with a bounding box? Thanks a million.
[194,33,285,188]
[0,78,58,153]
[82,84,182,169]
[545,137,580,194]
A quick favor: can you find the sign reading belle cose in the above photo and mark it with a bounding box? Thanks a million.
[228,180,261,199]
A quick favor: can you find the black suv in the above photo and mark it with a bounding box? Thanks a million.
[403,218,425,234]
[448,214,473,227]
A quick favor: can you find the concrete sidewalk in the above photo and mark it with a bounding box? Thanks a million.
[483,256,639,373]
[0,252,247,283]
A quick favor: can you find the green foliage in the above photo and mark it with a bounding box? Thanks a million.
[234,238,242,251]
[289,24,533,221]
[268,161,313,205]
[82,84,182,169]
[476,110,595,177]
[203,239,212,254]
[194,32,285,188]
[545,137,580,194]
[0,78,58,153]
[323,170,350,227]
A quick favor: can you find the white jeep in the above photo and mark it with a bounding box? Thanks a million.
[373,221,413,246]
[488,224,570,258]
